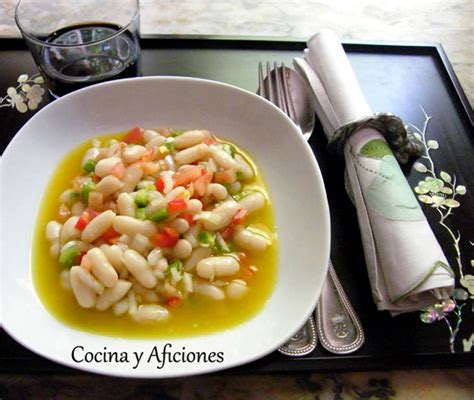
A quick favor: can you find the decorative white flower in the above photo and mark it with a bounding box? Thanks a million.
[15,101,28,113]
[6,87,17,96]
[26,84,45,107]
[17,74,28,83]
[1,73,47,113]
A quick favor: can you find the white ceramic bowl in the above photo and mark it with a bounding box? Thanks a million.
[1,76,330,378]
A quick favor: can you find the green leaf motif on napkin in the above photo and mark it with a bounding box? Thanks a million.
[359,148,424,221]
[359,138,393,160]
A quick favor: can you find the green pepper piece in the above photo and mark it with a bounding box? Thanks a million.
[232,190,252,202]
[164,140,175,153]
[59,246,81,268]
[82,159,96,174]
[165,260,183,277]
[70,191,80,203]
[148,208,169,222]
[145,184,157,192]
[135,208,147,220]
[171,129,184,137]
[134,190,149,208]
[81,181,96,201]
[197,231,215,247]
[222,143,236,157]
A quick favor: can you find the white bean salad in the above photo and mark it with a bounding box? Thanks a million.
[45,128,274,323]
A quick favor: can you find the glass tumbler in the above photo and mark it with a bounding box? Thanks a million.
[15,0,141,97]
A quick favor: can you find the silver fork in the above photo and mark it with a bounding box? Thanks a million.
[259,62,318,356]
[258,61,365,356]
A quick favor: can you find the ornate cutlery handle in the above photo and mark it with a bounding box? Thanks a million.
[315,260,365,354]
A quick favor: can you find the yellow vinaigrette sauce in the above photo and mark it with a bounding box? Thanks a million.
[33,131,278,338]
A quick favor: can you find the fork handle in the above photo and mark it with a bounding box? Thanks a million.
[315,259,365,354]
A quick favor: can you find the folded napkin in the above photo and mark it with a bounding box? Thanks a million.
[294,30,455,315]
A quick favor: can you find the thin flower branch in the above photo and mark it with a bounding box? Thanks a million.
[0,73,46,113]
[413,106,471,353]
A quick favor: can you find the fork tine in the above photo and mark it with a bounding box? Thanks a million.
[265,61,276,104]
[274,62,288,114]
[257,62,266,98]
[281,62,298,123]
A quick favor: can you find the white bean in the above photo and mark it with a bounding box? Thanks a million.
[87,247,119,287]
[226,279,248,299]
[155,258,168,273]
[123,145,147,164]
[164,186,186,202]
[81,210,116,243]
[143,290,159,303]
[76,266,105,295]
[210,145,238,169]
[196,256,240,279]
[106,141,121,158]
[113,216,158,237]
[96,279,132,311]
[70,266,97,308]
[117,192,136,217]
[81,147,100,169]
[238,192,265,214]
[50,242,60,258]
[235,154,255,180]
[61,240,92,253]
[182,272,193,292]
[46,221,62,242]
[172,239,193,259]
[143,129,159,143]
[136,180,155,190]
[173,130,207,149]
[128,290,138,314]
[129,233,152,256]
[146,196,166,214]
[193,279,225,300]
[229,182,242,196]
[206,183,228,201]
[132,304,170,322]
[99,244,124,272]
[146,134,166,148]
[71,201,85,216]
[183,247,212,272]
[175,143,209,165]
[121,165,143,193]
[163,281,177,297]
[168,218,189,234]
[202,201,239,231]
[123,249,157,289]
[95,157,122,178]
[118,235,131,246]
[95,175,124,198]
[60,216,81,244]
[113,298,129,316]
[234,227,268,252]
[59,189,77,206]
[147,248,164,267]
[164,154,176,171]
[60,269,71,290]
[185,199,202,214]
[183,222,202,248]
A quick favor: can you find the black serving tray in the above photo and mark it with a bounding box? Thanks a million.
[1,36,473,374]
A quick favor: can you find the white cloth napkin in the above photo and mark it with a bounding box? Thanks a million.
[294,30,454,314]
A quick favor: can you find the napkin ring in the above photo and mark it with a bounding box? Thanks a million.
[328,113,424,164]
